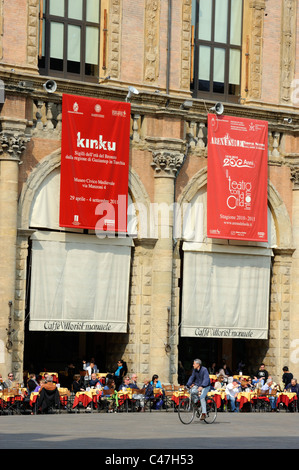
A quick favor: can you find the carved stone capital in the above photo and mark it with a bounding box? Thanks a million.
[0,117,30,161]
[151,149,184,177]
[0,132,30,161]
[290,167,299,189]
[147,137,185,177]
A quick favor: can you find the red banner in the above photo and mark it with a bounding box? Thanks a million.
[207,114,268,242]
[60,94,131,232]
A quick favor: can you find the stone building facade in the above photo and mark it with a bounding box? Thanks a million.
[0,0,299,387]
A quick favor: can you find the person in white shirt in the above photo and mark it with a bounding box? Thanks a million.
[82,360,98,380]
[225,379,240,412]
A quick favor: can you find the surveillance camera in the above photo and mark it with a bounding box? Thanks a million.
[283,117,292,124]
[43,80,57,93]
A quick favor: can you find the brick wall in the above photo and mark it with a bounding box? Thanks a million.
[2,0,27,67]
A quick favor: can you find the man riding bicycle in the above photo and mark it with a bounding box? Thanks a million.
[186,359,210,420]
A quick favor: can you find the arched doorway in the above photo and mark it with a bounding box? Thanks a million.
[19,152,138,379]
[176,169,292,380]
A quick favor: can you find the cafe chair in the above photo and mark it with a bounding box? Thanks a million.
[37,387,61,414]
[130,388,146,412]
[146,388,164,412]
[254,389,271,412]
[101,389,117,413]
[0,389,16,415]
[162,384,175,411]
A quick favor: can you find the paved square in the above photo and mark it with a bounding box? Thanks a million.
[0,411,298,450]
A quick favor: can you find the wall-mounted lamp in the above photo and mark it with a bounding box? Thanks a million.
[125,85,139,102]
[180,99,193,110]
[209,102,224,115]
[43,80,57,93]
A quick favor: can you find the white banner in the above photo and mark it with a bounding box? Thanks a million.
[29,232,132,332]
[181,243,271,339]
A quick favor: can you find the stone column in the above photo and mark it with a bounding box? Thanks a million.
[268,249,293,382]
[289,168,299,379]
[0,119,29,381]
[149,138,184,383]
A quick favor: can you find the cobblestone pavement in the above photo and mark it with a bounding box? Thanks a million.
[1,411,299,451]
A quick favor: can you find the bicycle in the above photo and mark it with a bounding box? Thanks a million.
[178,389,217,425]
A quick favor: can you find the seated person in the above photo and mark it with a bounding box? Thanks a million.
[150,374,165,407]
[4,372,17,389]
[214,375,225,390]
[261,377,278,411]
[129,373,139,389]
[34,379,45,392]
[286,378,299,398]
[0,374,8,390]
[37,377,60,413]
[150,374,162,388]
[139,379,154,412]
[240,378,250,392]
[252,377,265,388]
[40,374,56,391]
[244,377,255,392]
[103,378,116,412]
[27,373,39,394]
[129,374,145,409]
[72,374,85,393]
[217,369,229,385]
[89,373,100,388]
[118,376,131,391]
[104,378,115,391]
[225,379,240,412]
[212,375,225,411]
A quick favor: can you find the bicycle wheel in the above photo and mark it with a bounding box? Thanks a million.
[204,399,217,424]
[178,396,195,425]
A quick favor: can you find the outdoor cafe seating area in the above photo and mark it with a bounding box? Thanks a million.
[0,372,297,415]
